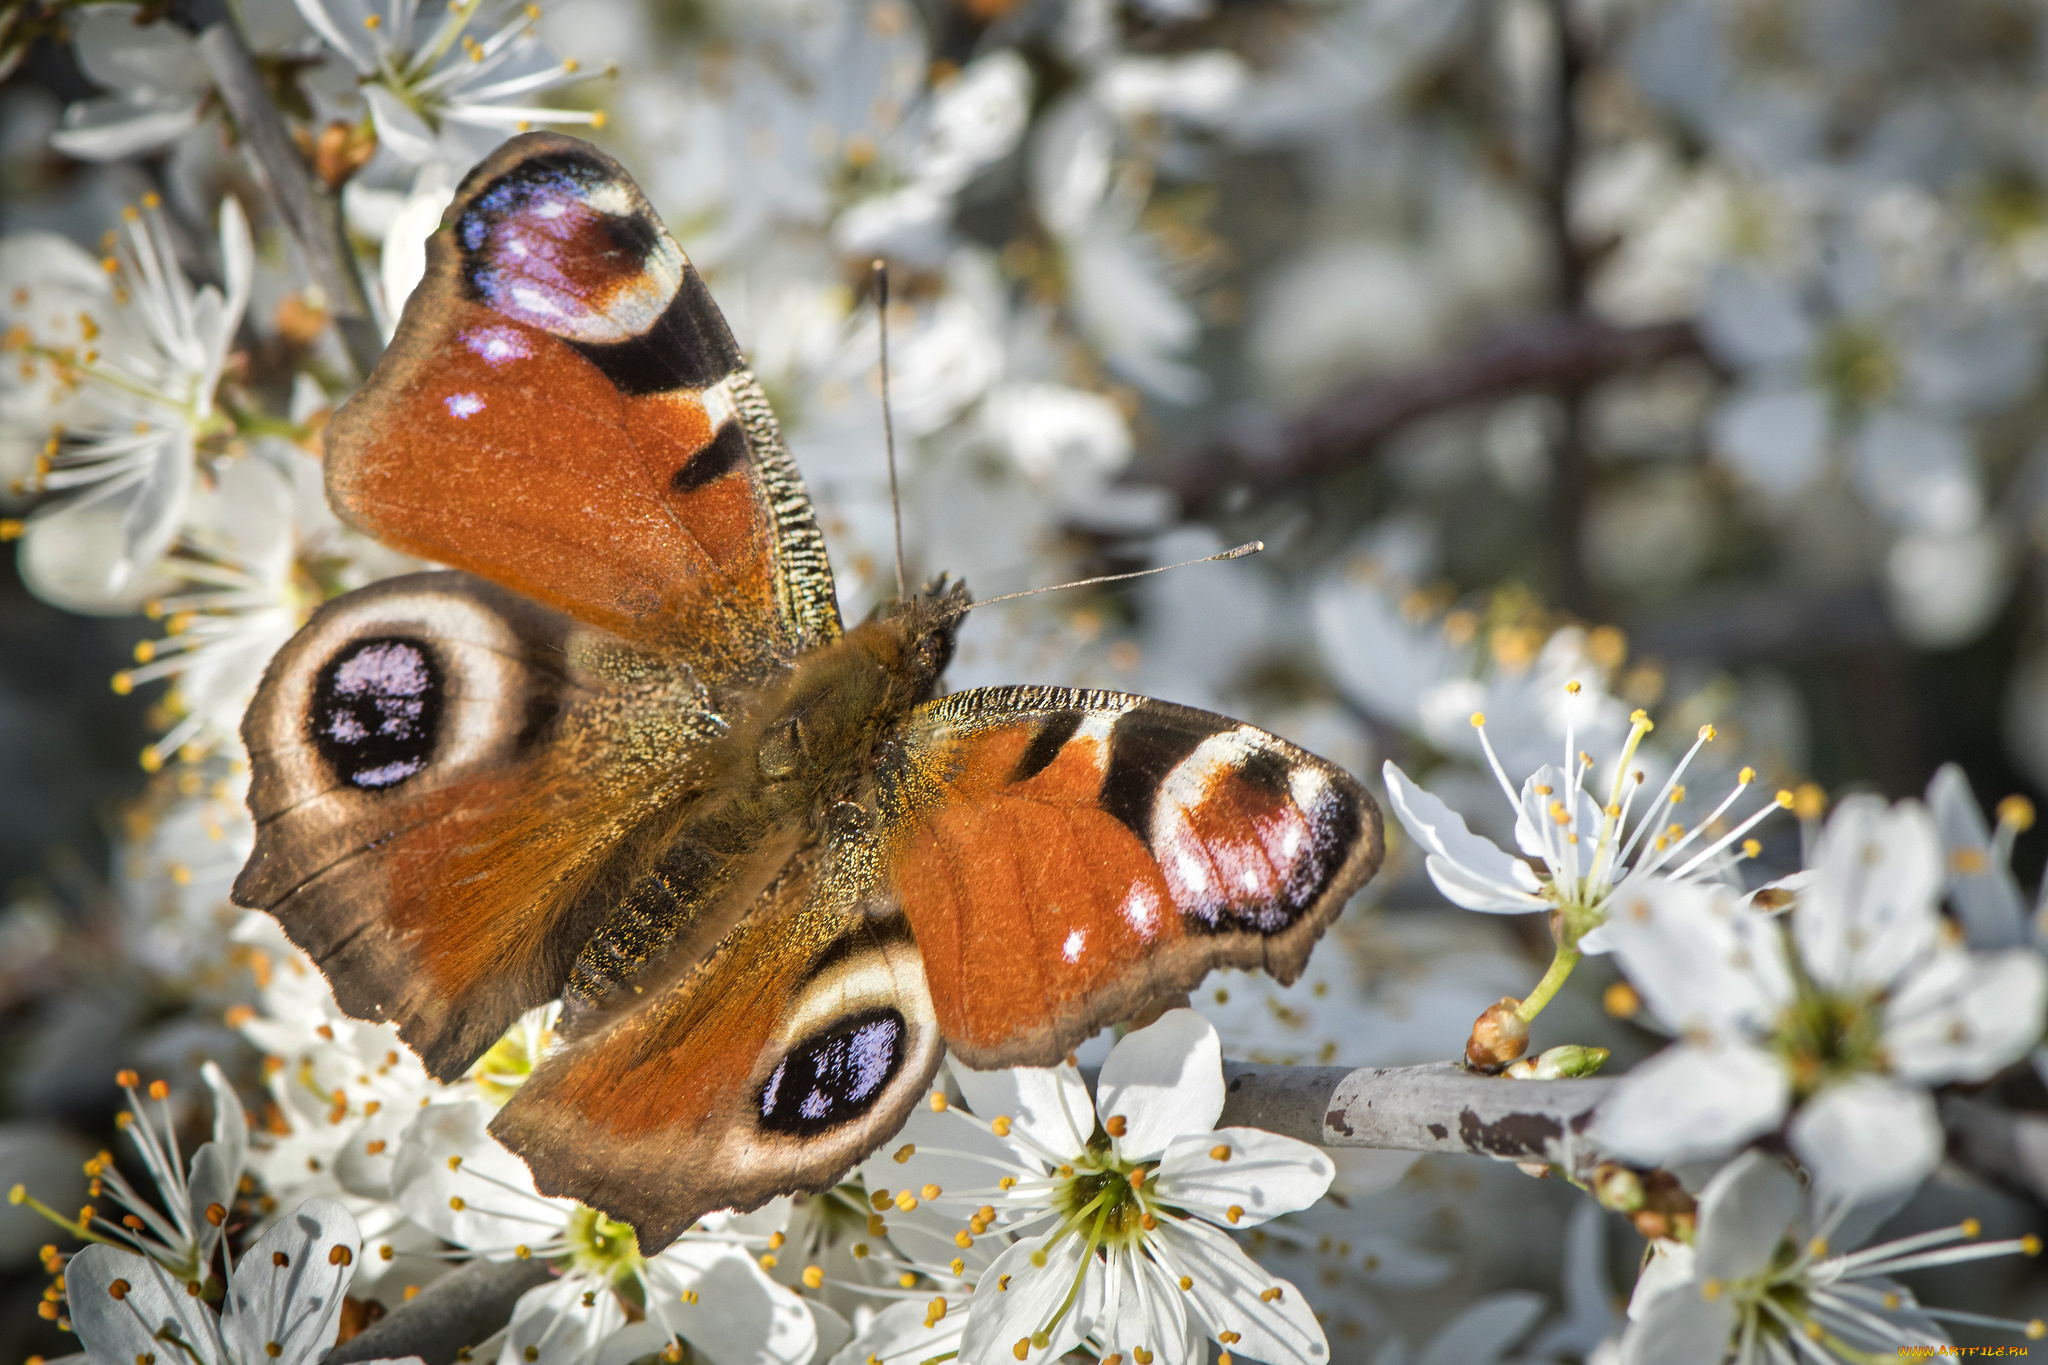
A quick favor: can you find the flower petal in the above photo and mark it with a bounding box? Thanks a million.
[392,1101,570,1253]
[1797,795,1942,995]
[1150,1127,1334,1227]
[950,1057,1095,1163]
[1097,1008,1224,1161]
[1617,1277,1738,1365]
[498,1272,625,1365]
[67,1243,219,1365]
[1594,1041,1789,1167]
[956,1230,1097,1365]
[1597,878,1792,1037]
[1885,946,2048,1083]
[1692,1149,1799,1282]
[824,1297,963,1365]
[220,1197,362,1365]
[1416,1291,1544,1365]
[1094,1242,1196,1365]
[1151,1215,1329,1363]
[1381,762,1545,909]
[643,1244,817,1365]
[1788,1077,1941,1206]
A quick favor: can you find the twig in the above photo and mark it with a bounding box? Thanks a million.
[182,0,384,380]
[324,1256,555,1365]
[1126,316,1700,516]
[1219,1061,1613,1179]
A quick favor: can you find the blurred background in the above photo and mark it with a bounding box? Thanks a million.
[5,0,2048,1358]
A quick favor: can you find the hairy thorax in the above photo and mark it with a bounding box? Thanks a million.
[560,595,961,1019]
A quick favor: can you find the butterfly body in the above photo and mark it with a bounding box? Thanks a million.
[235,133,1383,1250]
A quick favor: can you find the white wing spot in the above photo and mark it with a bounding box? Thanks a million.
[1120,882,1161,938]
[1061,928,1087,963]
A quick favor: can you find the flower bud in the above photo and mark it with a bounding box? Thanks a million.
[1591,1163,1644,1214]
[1465,998,1530,1070]
[1502,1044,1610,1080]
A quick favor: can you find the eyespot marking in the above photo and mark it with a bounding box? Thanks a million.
[758,1008,906,1136]
[309,638,442,791]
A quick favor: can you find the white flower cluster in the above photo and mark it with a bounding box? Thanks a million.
[11,1,2048,1364]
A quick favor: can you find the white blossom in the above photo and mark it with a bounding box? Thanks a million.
[1,196,252,609]
[1618,1150,2043,1363]
[1596,796,2048,1202]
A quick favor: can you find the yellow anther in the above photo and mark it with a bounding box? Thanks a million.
[1698,724,1716,741]
[929,1092,948,1112]
[2023,1234,2041,1255]
[1106,1115,1127,1138]
[447,1155,462,1171]
[1699,1278,1722,1301]
[893,1144,915,1163]
[1742,839,1761,859]
[1565,680,1581,695]
[448,1196,465,1211]
[1210,1144,1232,1161]
[800,1264,823,1289]
[1807,1237,1827,1258]
[921,1183,941,1200]
[758,1253,777,1269]
[955,1230,973,1248]
[1225,1205,1244,1224]
[870,1188,891,1210]
[1963,1218,1982,1238]
[1670,785,1686,804]
[364,13,381,26]
[1470,712,1486,727]
[590,110,608,129]
[767,1231,784,1250]
[895,1191,919,1212]
[1179,1275,1193,1289]
[1999,795,2036,831]
[992,1115,1012,1136]
[1775,789,1795,809]
[999,1176,1017,1190]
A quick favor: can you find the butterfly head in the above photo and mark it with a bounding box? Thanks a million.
[868,574,972,695]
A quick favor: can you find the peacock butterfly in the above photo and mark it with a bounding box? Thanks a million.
[232,133,1383,1251]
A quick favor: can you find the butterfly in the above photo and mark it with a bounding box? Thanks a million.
[233,132,1384,1252]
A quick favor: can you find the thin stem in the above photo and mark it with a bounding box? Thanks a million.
[1515,943,1582,1023]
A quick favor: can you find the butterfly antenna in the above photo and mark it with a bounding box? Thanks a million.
[874,260,908,601]
[967,541,1266,611]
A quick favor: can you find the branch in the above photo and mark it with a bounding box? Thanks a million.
[324,1256,555,1365]
[1127,316,1701,516]
[184,0,384,380]
[1219,1061,1613,1179]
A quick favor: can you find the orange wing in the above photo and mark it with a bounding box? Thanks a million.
[876,687,1383,1068]
[234,572,725,1080]
[326,133,839,676]
[490,857,942,1253]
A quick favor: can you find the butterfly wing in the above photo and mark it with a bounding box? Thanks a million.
[490,852,942,1253]
[234,571,728,1080]
[876,687,1383,1068]
[327,132,839,674]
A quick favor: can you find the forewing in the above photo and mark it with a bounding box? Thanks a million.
[490,855,942,1253]
[326,132,839,675]
[877,686,1382,1067]
[234,571,724,1080]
